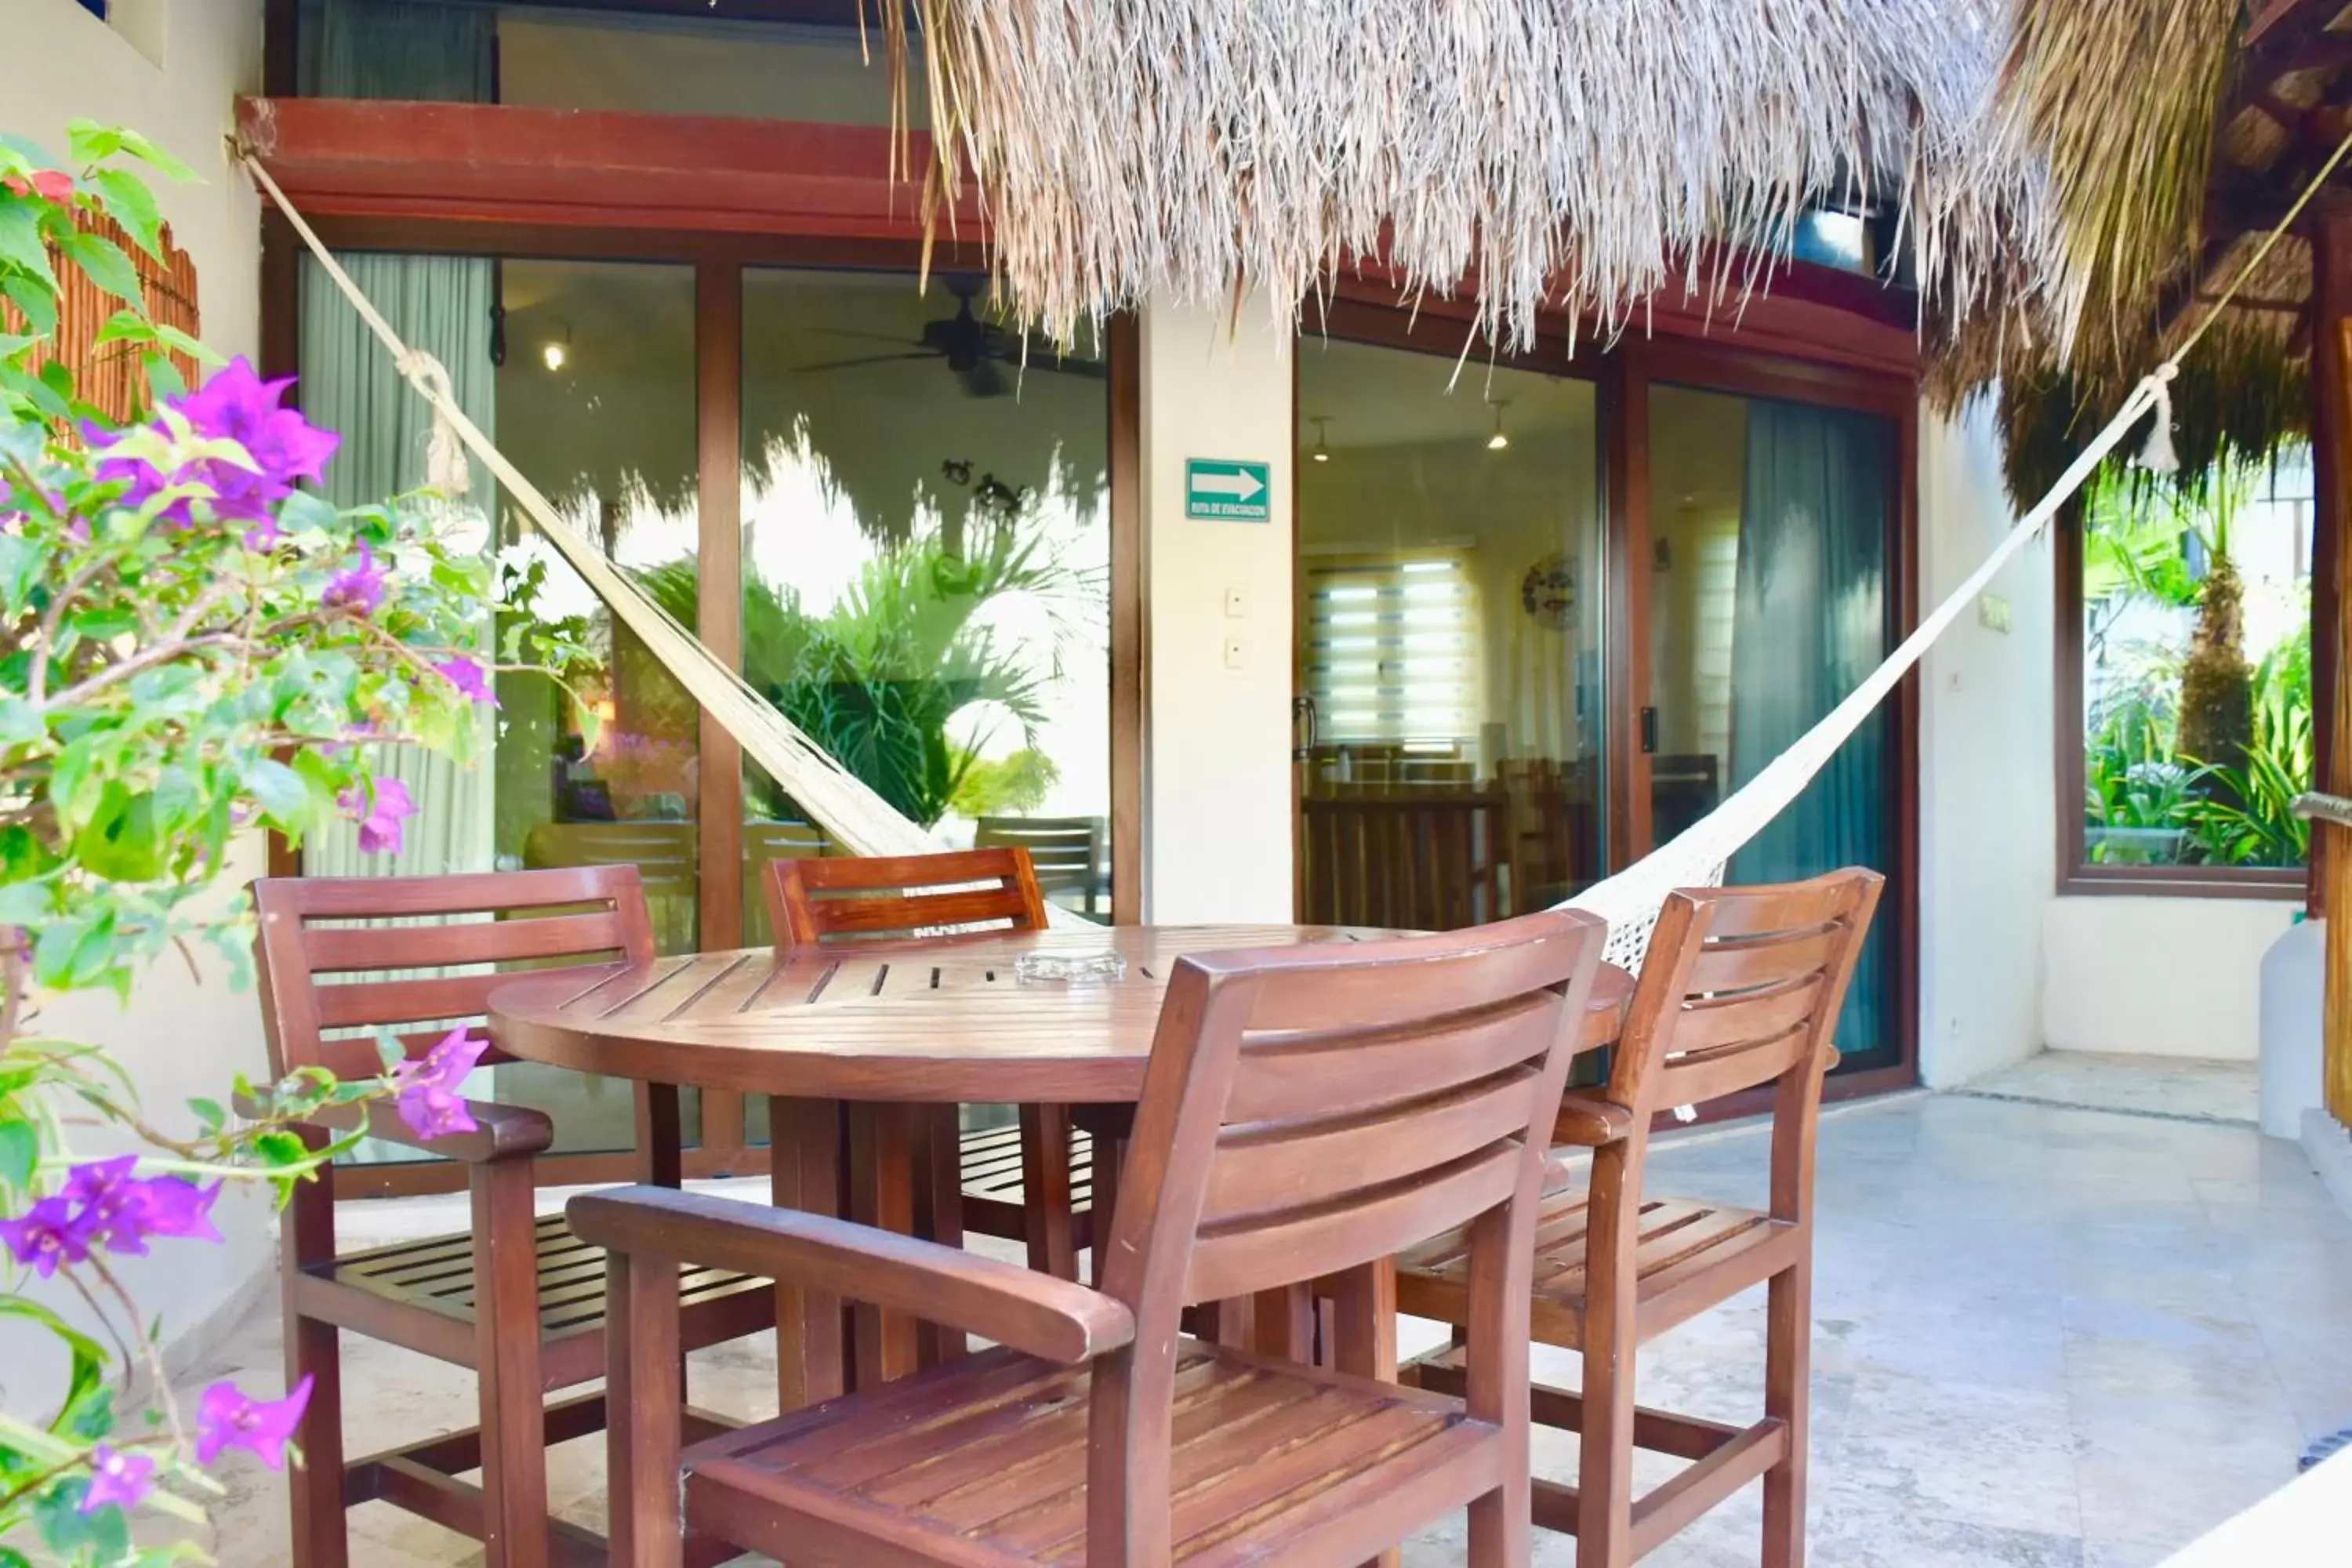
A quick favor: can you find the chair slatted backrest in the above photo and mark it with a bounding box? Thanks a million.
[1102,909,1608,1313]
[762,848,1047,953]
[974,816,1103,908]
[252,867,658,1083]
[1606,870,1884,1128]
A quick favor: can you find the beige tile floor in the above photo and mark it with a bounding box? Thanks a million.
[183,1079,2352,1568]
[1955,1051,2260,1127]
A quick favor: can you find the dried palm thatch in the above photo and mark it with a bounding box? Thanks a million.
[872,0,2074,361]
[1984,0,2314,481]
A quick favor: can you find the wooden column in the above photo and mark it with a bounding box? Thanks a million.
[2313,210,2352,1124]
[695,260,750,1158]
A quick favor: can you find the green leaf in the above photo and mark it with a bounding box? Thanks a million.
[0,1117,36,1192]
[188,1096,226,1132]
[68,121,197,183]
[0,696,38,751]
[2,274,58,337]
[239,757,310,826]
[252,1127,309,1169]
[33,1479,129,1561]
[89,308,156,350]
[0,206,51,285]
[55,230,143,307]
[85,167,162,258]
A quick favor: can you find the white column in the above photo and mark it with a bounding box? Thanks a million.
[1138,296,1297,923]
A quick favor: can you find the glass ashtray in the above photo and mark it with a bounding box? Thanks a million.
[1014,950,1129,985]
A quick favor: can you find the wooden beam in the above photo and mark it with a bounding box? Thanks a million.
[234,98,982,239]
[2244,0,2314,47]
[2309,210,2352,1127]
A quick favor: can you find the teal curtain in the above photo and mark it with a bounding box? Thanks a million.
[1727,399,1893,1062]
[298,252,499,882]
[298,0,495,101]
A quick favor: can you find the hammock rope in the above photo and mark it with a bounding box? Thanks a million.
[238,123,2340,964]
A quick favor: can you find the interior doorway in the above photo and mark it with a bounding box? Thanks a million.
[1292,333,1610,931]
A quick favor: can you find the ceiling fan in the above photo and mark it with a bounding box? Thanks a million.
[792,276,1107,397]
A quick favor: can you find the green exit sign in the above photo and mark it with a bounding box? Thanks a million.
[1185,458,1271,521]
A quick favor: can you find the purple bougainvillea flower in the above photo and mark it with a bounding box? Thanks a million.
[0,1196,97,1278]
[322,542,388,615]
[433,656,498,706]
[392,1026,488,1142]
[196,1376,313,1470]
[86,358,338,539]
[56,1156,225,1255]
[176,358,340,494]
[80,1445,155,1515]
[336,775,416,857]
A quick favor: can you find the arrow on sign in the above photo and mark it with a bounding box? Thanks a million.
[1194,468,1265,502]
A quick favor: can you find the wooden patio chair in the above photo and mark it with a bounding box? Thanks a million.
[975,814,1106,916]
[761,848,1093,1279]
[252,867,774,1568]
[572,906,1609,1566]
[1392,869,1883,1568]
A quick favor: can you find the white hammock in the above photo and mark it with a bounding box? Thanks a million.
[235,149,2280,968]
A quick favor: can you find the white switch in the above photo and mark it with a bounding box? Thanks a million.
[1225,586,1247,619]
[1223,635,1246,670]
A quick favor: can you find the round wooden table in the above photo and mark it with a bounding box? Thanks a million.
[489,923,1633,1399]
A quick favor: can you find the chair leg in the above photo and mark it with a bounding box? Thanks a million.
[607,1250,685,1568]
[470,1160,550,1568]
[285,1313,348,1568]
[1576,1327,1635,1568]
[1019,1102,1078,1280]
[1762,1255,1812,1568]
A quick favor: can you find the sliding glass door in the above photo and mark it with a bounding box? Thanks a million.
[1293,333,1609,930]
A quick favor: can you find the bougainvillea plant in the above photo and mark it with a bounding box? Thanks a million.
[0,125,543,1563]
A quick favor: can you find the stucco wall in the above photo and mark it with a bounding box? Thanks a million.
[7,0,270,1412]
[2044,897,2295,1061]
[1916,400,2055,1086]
[1139,300,1298,923]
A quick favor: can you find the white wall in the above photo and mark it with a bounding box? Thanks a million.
[1917,401,2055,1086]
[1139,299,1297,923]
[2044,897,2296,1061]
[7,0,269,1410]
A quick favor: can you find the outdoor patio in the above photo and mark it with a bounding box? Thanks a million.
[181,1077,2352,1568]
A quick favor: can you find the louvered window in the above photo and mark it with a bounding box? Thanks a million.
[1304,554,1482,745]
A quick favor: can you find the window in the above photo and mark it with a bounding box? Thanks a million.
[2067,451,2314,891]
[1303,554,1483,754]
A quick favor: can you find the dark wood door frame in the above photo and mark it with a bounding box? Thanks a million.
[1291,294,1924,1105]
[264,221,1145,1196]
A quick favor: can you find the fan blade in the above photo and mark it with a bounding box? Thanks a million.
[792,352,940,373]
[809,327,930,347]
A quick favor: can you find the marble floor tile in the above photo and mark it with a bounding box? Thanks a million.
[180,1076,2334,1566]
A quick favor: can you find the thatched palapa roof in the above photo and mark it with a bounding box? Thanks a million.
[870,0,2352,506]
[884,0,2074,362]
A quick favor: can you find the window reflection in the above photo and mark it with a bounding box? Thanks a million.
[739,269,1114,927]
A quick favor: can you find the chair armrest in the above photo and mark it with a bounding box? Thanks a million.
[568,1186,1136,1365]
[1552,1092,1636,1148]
[236,1091,555,1163]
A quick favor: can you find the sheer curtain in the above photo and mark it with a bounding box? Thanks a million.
[1727,398,1894,1059]
[296,0,499,881]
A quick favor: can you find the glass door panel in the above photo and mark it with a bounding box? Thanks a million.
[1647,385,1899,1070]
[1295,336,1607,929]
[300,253,702,1160]
[735,266,1117,1145]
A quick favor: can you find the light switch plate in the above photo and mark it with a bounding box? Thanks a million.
[1222,635,1245,670]
[1224,586,1247,619]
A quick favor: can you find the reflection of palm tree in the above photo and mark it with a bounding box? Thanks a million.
[638,526,1069,828]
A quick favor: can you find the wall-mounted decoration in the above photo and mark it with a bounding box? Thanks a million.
[1519,552,1577,630]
